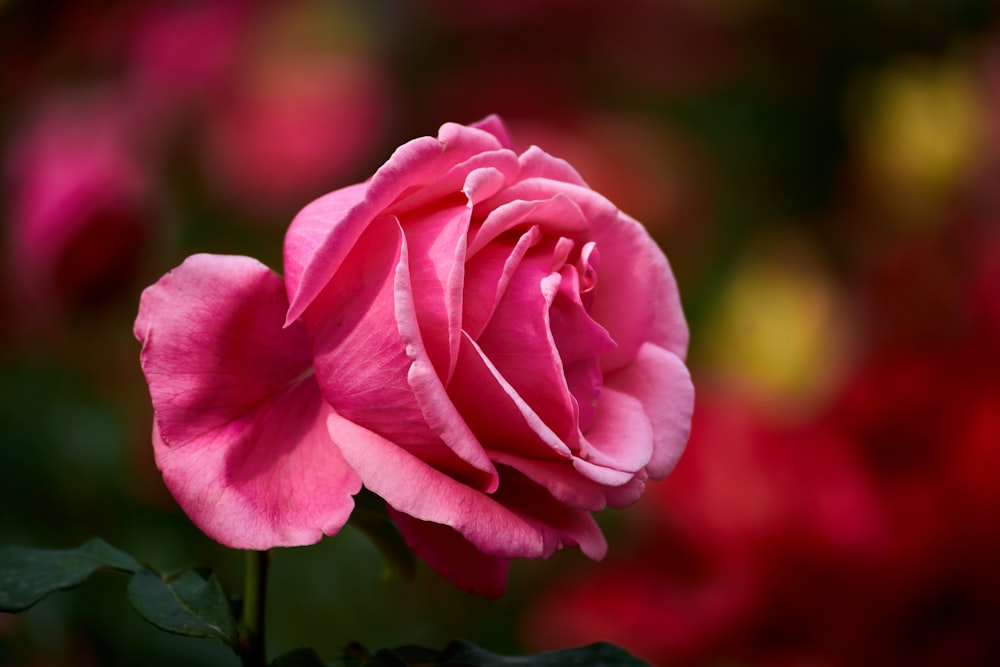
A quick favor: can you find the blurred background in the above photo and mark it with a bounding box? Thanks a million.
[1,0,999,665]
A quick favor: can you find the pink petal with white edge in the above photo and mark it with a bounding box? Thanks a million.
[135,254,360,548]
[590,212,689,371]
[603,342,694,479]
[327,410,546,560]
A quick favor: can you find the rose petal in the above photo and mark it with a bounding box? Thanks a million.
[603,342,694,479]
[389,509,510,598]
[283,181,367,311]
[590,212,689,370]
[462,225,541,340]
[468,193,588,257]
[287,121,509,322]
[388,149,519,215]
[549,262,617,430]
[476,243,578,444]
[395,218,498,490]
[577,386,654,475]
[491,467,608,561]
[470,113,514,149]
[399,200,469,381]
[450,331,571,460]
[516,144,589,187]
[478,177,620,241]
[604,471,649,509]
[305,216,487,485]
[487,451,608,512]
[328,410,547,559]
[135,254,360,548]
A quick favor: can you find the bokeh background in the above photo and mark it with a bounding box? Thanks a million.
[2,0,999,665]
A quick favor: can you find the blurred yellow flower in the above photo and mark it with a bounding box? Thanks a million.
[849,55,985,225]
[699,239,854,412]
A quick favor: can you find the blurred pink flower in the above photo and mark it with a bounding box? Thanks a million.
[199,1,392,217]
[125,0,249,118]
[4,91,154,322]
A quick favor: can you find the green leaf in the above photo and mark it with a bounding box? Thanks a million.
[0,537,140,612]
[348,487,416,582]
[436,640,651,667]
[127,567,239,649]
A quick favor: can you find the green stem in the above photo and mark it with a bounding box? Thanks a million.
[239,550,269,667]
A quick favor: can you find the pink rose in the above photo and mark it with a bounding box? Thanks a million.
[135,116,693,596]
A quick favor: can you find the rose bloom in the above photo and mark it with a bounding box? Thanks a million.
[135,116,693,596]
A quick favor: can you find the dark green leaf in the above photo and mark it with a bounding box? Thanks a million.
[0,537,140,612]
[437,640,651,667]
[348,488,416,582]
[127,567,239,649]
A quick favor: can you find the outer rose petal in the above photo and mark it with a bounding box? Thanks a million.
[286,122,507,322]
[591,212,689,370]
[603,342,695,480]
[135,254,361,548]
[327,410,546,559]
[284,181,367,307]
[389,510,510,598]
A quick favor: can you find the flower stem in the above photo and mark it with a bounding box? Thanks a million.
[239,550,269,667]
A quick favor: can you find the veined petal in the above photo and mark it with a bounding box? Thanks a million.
[135,254,360,548]
[283,182,367,313]
[151,390,359,549]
